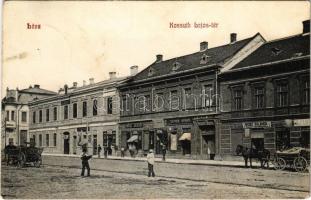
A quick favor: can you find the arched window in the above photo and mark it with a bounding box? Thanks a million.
[93,99,98,116]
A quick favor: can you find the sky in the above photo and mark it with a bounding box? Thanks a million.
[2,1,310,97]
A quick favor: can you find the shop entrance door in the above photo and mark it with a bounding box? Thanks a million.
[63,132,70,154]
[93,135,97,155]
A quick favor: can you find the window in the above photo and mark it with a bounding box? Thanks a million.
[200,54,209,64]
[107,97,112,114]
[64,105,68,119]
[121,95,128,114]
[302,79,310,105]
[172,62,181,71]
[276,83,288,107]
[11,111,15,121]
[93,100,98,116]
[203,85,213,108]
[53,107,57,121]
[21,111,27,122]
[39,110,42,122]
[254,87,264,108]
[183,88,192,109]
[46,134,49,146]
[234,90,243,110]
[53,133,57,146]
[6,111,9,121]
[46,109,49,122]
[170,90,179,110]
[148,68,154,76]
[73,103,77,118]
[33,111,36,123]
[145,95,151,112]
[83,101,87,117]
[154,93,164,112]
[39,134,42,147]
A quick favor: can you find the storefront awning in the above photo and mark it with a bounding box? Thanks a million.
[127,135,138,143]
[179,133,191,141]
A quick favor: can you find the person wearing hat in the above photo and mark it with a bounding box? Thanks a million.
[146,149,155,177]
[81,148,92,176]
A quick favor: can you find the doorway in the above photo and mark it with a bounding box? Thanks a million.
[93,135,97,155]
[63,132,70,154]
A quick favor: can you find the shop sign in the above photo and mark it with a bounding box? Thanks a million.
[244,128,250,137]
[293,119,310,127]
[125,122,144,128]
[166,118,192,125]
[242,121,271,129]
[6,122,16,128]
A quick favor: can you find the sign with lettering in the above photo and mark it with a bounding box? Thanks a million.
[242,121,271,129]
[166,118,192,125]
[293,119,310,127]
[153,119,165,128]
[125,123,144,128]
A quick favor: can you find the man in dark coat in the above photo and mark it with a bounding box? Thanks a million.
[81,149,92,176]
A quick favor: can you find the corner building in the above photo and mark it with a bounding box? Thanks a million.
[218,20,310,159]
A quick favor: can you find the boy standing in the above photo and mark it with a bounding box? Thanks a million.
[147,149,155,177]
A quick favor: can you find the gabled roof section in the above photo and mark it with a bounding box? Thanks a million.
[232,33,310,70]
[132,33,262,82]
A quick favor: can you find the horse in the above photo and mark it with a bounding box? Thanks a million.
[236,144,270,168]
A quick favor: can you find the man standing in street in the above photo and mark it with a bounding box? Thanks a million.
[81,148,92,177]
[147,149,155,177]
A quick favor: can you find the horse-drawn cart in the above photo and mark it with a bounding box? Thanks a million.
[273,147,310,172]
[4,144,43,168]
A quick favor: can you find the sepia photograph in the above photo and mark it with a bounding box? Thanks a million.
[1,1,310,199]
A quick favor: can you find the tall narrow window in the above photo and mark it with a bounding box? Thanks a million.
[203,85,213,108]
[93,99,98,116]
[170,90,179,110]
[11,111,15,121]
[83,101,87,117]
[254,87,264,108]
[154,93,164,112]
[33,111,36,123]
[107,97,113,114]
[21,111,27,122]
[39,110,42,122]
[145,95,151,112]
[183,88,192,109]
[234,90,243,110]
[64,105,68,119]
[73,103,77,118]
[53,133,57,146]
[53,107,57,121]
[302,79,310,105]
[276,83,288,107]
[46,109,50,122]
[46,134,49,146]
[6,111,9,121]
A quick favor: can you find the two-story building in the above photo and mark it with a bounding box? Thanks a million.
[118,32,266,159]
[28,73,128,155]
[219,20,310,159]
[1,85,56,148]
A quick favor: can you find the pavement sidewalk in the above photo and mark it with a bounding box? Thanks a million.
[42,153,266,168]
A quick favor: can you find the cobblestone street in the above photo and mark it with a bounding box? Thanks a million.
[1,155,309,199]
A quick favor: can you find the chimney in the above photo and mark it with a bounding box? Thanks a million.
[64,84,68,95]
[89,78,94,84]
[109,72,116,79]
[303,20,310,34]
[73,82,78,88]
[230,33,237,43]
[34,84,40,88]
[130,65,138,76]
[29,85,32,89]
[200,41,208,51]
[83,80,86,86]
[156,54,163,63]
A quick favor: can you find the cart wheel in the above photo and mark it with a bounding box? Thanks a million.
[294,157,308,172]
[17,153,26,168]
[34,156,42,168]
[273,157,286,170]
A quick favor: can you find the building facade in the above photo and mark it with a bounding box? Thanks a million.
[28,75,127,155]
[118,32,266,159]
[218,20,310,159]
[1,85,56,148]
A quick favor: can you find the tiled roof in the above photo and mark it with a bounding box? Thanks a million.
[132,34,259,81]
[233,34,310,69]
[20,87,57,95]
